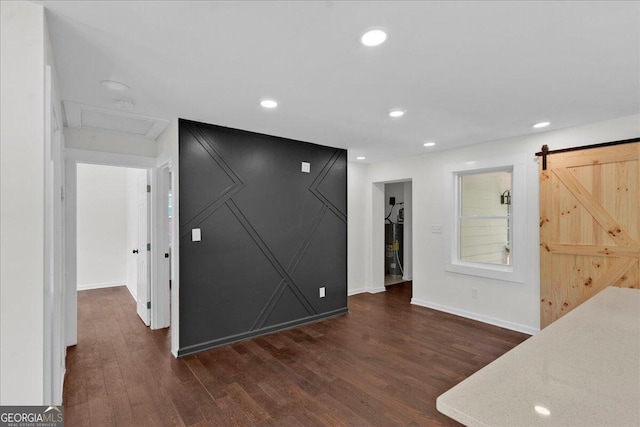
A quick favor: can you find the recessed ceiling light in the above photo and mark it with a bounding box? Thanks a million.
[260,99,278,109]
[116,99,135,109]
[361,29,387,47]
[389,109,406,118]
[101,80,130,92]
[533,121,551,128]
[534,406,551,417]
[423,141,436,147]
[356,156,367,160]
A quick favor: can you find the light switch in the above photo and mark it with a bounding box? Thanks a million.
[319,287,326,298]
[192,228,201,242]
[301,162,311,173]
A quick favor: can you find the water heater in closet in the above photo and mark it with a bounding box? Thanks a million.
[385,223,403,276]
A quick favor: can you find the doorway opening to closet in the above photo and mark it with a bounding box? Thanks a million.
[383,181,413,296]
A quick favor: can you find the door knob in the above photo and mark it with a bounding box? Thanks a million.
[133,249,139,254]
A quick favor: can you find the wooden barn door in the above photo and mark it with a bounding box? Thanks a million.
[539,142,640,328]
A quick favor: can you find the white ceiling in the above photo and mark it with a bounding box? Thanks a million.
[38,1,640,163]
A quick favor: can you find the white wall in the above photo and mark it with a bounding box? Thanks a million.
[0,1,46,405]
[348,114,640,334]
[403,181,412,279]
[347,163,368,294]
[156,119,178,167]
[65,127,158,157]
[76,164,128,289]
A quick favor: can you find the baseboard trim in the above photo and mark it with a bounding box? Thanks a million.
[125,284,137,301]
[59,367,66,405]
[348,286,386,296]
[177,307,349,357]
[77,281,124,291]
[411,298,539,336]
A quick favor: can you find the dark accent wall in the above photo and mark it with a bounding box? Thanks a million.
[177,119,347,356]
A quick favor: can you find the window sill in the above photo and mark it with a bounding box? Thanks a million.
[445,260,524,283]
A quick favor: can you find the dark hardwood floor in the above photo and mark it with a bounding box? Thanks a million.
[64,282,528,426]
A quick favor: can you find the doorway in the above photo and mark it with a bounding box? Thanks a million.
[64,149,171,350]
[75,163,151,325]
[381,180,413,295]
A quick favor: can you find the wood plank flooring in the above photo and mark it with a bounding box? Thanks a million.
[64,282,528,426]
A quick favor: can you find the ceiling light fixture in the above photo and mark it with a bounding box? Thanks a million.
[260,99,278,109]
[116,99,135,109]
[533,121,551,129]
[534,406,551,417]
[389,109,406,118]
[100,80,130,92]
[423,141,436,147]
[361,29,387,47]
[356,156,367,160]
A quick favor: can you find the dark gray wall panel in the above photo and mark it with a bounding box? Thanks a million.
[179,204,284,345]
[290,212,348,315]
[178,119,347,355]
[178,135,236,220]
[263,286,313,329]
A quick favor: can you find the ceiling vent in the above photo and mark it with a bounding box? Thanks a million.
[63,101,170,139]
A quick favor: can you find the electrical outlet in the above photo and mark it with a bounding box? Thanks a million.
[319,287,326,298]
[301,162,311,173]
[431,224,442,234]
[472,287,479,299]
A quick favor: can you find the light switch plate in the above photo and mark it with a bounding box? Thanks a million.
[301,162,311,173]
[319,287,326,298]
[192,228,201,242]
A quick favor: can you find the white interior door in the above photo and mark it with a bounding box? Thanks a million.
[153,165,172,329]
[136,173,150,325]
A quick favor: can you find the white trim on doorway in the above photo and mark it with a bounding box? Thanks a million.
[64,148,171,354]
[152,161,172,330]
[66,148,156,168]
[370,179,414,296]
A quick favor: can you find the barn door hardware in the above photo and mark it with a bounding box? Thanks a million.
[535,137,640,171]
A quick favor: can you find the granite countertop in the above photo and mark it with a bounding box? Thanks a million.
[437,287,640,427]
